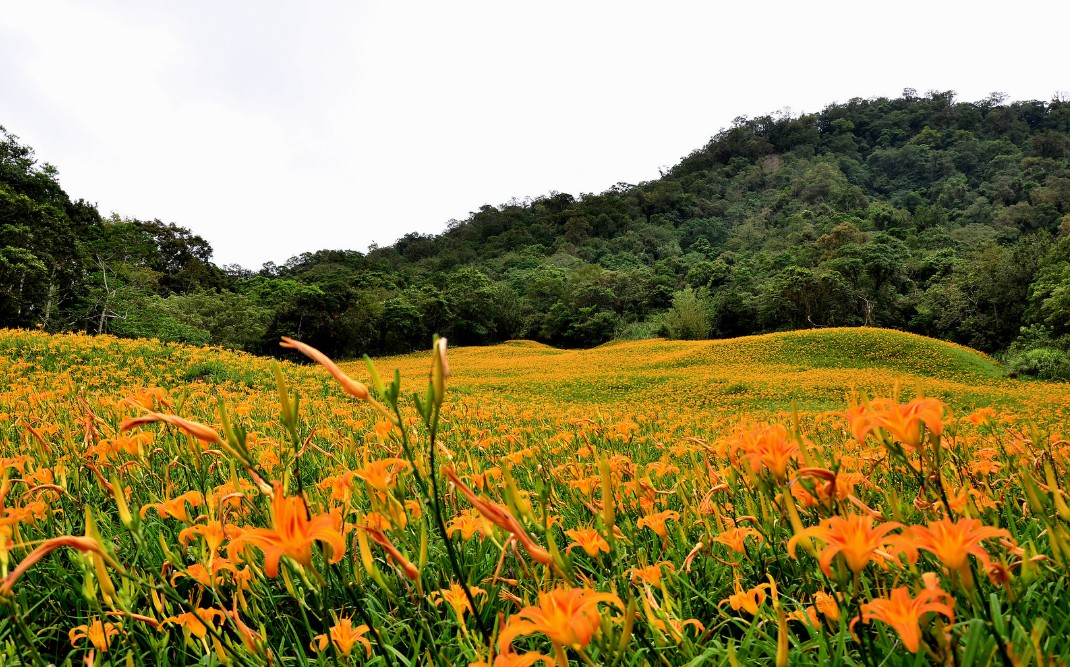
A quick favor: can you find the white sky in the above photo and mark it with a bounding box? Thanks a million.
[1,1,1067,269]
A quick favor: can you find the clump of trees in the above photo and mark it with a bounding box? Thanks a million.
[3,90,1070,378]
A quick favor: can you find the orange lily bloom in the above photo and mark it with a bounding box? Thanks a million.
[814,591,841,622]
[848,397,946,450]
[564,528,610,557]
[860,583,955,653]
[161,608,227,640]
[317,471,356,505]
[69,620,122,652]
[712,526,763,554]
[791,469,868,508]
[178,520,230,555]
[911,517,1010,578]
[788,606,820,626]
[170,559,240,588]
[651,616,705,642]
[497,586,623,652]
[627,561,674,587]
[311,618,372,657]
[470,652,553,667]
[359,511,392,532]
[141,490,204,523]
[729,423,801,481]
[637,509,679,540]
[235,483,345,577]
[429,583,488,619]
[444,466,552,567]
[787,514,903,575]
[722,580,770,615]
[447,508,494,541]
[353,457,410,492]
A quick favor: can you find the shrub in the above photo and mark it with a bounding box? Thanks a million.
[663,287,711,340]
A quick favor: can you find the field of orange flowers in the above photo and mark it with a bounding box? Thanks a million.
[1,326,1069,666]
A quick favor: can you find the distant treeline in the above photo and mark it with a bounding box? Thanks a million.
[3,90,1070,377]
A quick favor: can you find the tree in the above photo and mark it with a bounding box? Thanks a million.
[1026,235,1070,336]
[663,288,711,340]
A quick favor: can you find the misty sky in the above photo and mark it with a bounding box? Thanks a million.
[1,1,1067,269]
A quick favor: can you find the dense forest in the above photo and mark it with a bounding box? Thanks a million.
[3,90,1070,377]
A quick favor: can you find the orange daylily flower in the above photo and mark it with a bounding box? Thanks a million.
[470,652,553,667]
[651,616,705,642]
[69,620,122,652]
[966,407,998,426]
[722,580,770,615]
[447,508,494,541]
[787,514,903,575]
[568,476,600,496]
[444,466,553,567]
[178,520,230,555]
[359,511,392,532]
[791,469,867,508]
[161,607,227,640]
[627,561,674,587]
[564,528,610,557]
[788,606,821,626]
[317,471,356,505]
[848,397,947,450]
[712,526,763,554]
[311,618,372,657]
[429,583,488,619]
[637,509,679,540]
[911,517,1011,578]
[497,586,623,652]
[122,386,172,411]
[814,591,841,622]
[465,467,502,491]
[353,457,410,492]
[728,423,801,481]
[234,483,345,577]
[859,582,955,653]
[170,559,240,588]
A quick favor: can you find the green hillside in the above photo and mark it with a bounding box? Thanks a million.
[3,92,1070,380]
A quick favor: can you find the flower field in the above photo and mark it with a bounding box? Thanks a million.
[1,327,1070,665]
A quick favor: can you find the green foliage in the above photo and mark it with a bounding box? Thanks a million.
[1027,233,1070,336]
[663,287,711,340]
[1004,325,1070,381]
[4,93,1070,358]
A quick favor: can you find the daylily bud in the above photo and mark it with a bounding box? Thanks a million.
[431,336,449,408]
[121,413,223,445]
[281,336,370,401]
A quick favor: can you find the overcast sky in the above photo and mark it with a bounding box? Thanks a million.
[1,1,1067,269]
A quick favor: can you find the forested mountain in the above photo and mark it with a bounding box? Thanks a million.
[3,90,1070,376]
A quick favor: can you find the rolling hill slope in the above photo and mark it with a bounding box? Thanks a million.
[1,327,1065,425]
